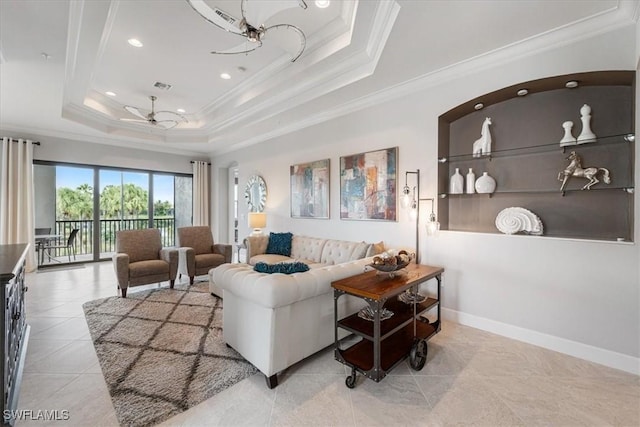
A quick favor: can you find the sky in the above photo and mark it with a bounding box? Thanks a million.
[55,166,175,203]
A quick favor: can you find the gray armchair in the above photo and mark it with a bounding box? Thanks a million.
[112,228,178,297]
[177,226,231,284]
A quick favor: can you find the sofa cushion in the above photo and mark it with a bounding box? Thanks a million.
[365,241,385,257]
[195,253,225,269]
[213,257,373,309]
[350,242,369,260]
[129,259,169,278]
[254,262,310,274]
[251,254,294,265]
[320,240,361,265]
[266,232,293,256]
[290,236,326,263]
[178,226,214,255]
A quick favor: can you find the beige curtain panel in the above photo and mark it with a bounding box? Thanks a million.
[1,137,37,271]
[192,161,210,226]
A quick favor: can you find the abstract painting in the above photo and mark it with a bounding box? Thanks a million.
[340,147,397,221]
[290,158,330,218]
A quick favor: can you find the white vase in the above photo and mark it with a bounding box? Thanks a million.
[450,168,464,194]
[466,168,475,194]
[475,172,496,194]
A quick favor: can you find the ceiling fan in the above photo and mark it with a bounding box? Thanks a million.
[186,0,308,62]
[121,96,187,130]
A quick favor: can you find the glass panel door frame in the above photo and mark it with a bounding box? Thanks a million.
[34,160,192,263]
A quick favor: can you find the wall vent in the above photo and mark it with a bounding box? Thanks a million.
[153,81,172,90]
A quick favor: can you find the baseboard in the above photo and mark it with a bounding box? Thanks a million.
[442,308,639,376]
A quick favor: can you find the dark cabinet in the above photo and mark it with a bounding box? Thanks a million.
[2,244,30,427]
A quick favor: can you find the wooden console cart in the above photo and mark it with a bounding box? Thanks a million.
[332,264,443,388]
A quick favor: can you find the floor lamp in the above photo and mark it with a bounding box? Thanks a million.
[400,169,440,264]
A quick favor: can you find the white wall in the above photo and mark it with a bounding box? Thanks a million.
[212,25,639,373]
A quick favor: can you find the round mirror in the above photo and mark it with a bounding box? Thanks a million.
[245,175,267,212]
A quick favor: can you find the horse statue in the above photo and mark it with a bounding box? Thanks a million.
[558,151,611,191]
[472,117,492,157]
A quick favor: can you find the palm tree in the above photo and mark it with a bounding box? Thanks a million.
[100,185,122,219]
[123,183,148,218]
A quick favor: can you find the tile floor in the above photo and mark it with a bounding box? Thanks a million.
[15,261,640,426]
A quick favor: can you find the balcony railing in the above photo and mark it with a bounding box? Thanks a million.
[50,218,175,259]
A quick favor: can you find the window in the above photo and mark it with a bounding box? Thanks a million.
[33,161,192,264]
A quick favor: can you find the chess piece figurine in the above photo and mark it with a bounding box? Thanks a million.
[559,121,577,146]
[577,104,596,144]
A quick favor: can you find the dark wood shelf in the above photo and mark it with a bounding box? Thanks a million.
[339,320,437,372]
[337,297,438,340]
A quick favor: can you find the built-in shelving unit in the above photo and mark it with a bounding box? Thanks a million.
[437,71,635,241]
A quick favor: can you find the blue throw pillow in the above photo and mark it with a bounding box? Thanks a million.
[265,232,293,256]
[254,262,309,274]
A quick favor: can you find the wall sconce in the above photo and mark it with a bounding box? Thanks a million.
[248,212,267,236]
[402,169,440,264]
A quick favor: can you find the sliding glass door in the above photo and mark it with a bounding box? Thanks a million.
[34,161,192,265]
[99,170,150,259]
[33,164,94,265]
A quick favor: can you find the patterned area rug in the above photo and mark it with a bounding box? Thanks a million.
[82,281,257,427]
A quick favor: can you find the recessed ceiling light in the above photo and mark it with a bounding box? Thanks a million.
[105,91,116,97]
[177,108,186,113]
[315,0,330,8]
[517,89,528,96]
[474,103,484,110]
[127,38,143,48]
[220,73,231,80]
[565,80,578,88]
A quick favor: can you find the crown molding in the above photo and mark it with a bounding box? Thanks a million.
[199,2,357,120]
[60,0,399,146]
[200,0,399,140]
[210,2,637,155]
[0,123,208,157]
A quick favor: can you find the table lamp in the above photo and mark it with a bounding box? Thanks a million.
[248,212,267,236]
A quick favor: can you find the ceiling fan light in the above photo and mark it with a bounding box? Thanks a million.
[105,91,116,97]
[245,26,261,43]
[177,108,186,113]
[127,38,143,48]
[315,0,330,8]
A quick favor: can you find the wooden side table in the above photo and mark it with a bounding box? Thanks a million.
[332,263,444,388]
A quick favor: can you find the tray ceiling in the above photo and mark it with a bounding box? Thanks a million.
[0,0,636,155]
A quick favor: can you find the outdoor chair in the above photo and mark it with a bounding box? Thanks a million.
[177,226,231,285]
[35,227,52,266]
[44,228,79,263]
[113,228,178,297]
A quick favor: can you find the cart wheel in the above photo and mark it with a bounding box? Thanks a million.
[409,339,428,371]
[345,373,356,389]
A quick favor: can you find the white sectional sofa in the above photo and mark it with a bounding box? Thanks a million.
[209,234,381,388]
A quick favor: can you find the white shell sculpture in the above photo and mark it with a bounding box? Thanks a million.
[495,207,543,236]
